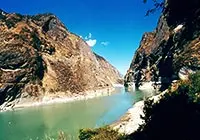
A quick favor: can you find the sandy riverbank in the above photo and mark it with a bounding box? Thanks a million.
[111,100,144,134]
[1,85,123,112]
[112,82,163,134]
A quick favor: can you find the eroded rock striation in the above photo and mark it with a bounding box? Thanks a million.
[125,0,200,90]
[0,10,121,110]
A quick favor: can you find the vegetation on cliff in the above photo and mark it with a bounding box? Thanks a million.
[128,72,200,140]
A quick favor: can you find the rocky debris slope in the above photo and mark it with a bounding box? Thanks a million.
[125,0,200,91]
[0,10,121,110]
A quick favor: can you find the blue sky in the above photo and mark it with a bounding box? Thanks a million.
[1,0,161,75]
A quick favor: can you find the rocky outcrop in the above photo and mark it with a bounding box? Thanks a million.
[125,0,200,91]
[0,10,121,110]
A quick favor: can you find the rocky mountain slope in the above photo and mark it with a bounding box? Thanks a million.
[125,0,200,91]
[0,10,121,109]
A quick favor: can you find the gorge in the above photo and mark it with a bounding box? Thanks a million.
[1,0,200,139]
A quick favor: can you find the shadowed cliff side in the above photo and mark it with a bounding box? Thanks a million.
[125,0,200,91]
[0,10,121,110]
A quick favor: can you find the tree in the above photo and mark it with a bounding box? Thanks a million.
[128,72,200,140]
[143,0,164,16]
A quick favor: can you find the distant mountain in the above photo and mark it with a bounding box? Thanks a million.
[0,10,122,110]
[125,0,200,90]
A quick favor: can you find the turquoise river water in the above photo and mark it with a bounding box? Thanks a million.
[0,87,154,140]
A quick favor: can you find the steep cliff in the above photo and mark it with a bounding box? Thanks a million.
[94,53,123,84]
[0,10,121,109]
[125,0,200,90]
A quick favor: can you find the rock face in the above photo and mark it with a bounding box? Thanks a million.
[0,10,121,109]
[125,0,200,90]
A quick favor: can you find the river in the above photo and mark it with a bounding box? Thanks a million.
[0,87,154,140]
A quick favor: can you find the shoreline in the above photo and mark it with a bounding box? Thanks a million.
[1,85,122,112]
[112,82,163,134]
[111,100,144,134]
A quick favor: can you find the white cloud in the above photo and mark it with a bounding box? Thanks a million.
[85,33,92,40]
[88,33,92,39]
[86,39,97,47]
[101,41,110,46]
[83,33,97,47]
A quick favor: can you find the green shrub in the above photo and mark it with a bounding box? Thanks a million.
[79,126,126,140]
[128,72,200,140]
[188,71,200,96]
